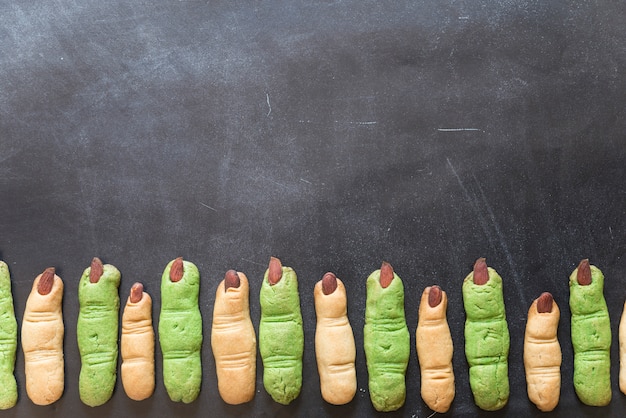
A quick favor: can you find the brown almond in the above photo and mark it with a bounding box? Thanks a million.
[268,256,283,285]
[90,257,104,283]
[577,259,591,286]
[380,261,394,288]
[536,292,554,313]
[321,272,338,295]
[224,270,241,291]
[130,282,144,303]
[170,257,184,282]
[473,257,489,285]
[37,267,56,295]
[428,285,443,307]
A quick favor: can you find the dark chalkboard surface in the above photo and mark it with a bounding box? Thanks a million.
[1,0,625,417]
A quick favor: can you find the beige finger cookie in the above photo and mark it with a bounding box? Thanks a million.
[415,285,455,413]
[121,282,155,401]
[211,270,256,405]
[619,301,626,394]
[314,273,357,405]
[22,267,65,405]
[524,292,561,412]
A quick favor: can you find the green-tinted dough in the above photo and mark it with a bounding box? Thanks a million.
[569,264,611,406]
[462,266,510,411]
[77,262,121,407]
[259,265,304,405]
[363,268,410,412]
[0,262,17,410]
[159,259,202,403]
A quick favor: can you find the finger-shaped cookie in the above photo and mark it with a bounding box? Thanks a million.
[0,261,17,410]
[22,267,65,405]
[364,261,410,412]
[314,272,356,405]
[524,292,561,411]
[159,257,202,403]
[569,259,611,406]
[619,302,626,394]
[259,257,304,405]
[77,257,121,407]
[416,285,454,413]
[121,282,155,401]
[462,258,510,411]
[211,270,256,404]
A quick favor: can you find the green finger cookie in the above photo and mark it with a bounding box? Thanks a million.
[259,257,304,405]
[363,262,410,412]
[159,257,202,403]
[462,258,510,411]
[569,259,611,406]
[77,257,121,407]
[0,261,17,410]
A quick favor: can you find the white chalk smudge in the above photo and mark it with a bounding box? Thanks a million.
[437,128,481,132]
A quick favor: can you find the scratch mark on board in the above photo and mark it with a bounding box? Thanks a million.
[297,119,377,126]
[266,93,272,117]
[446,157,527,308]
[446,157,495,248]
[199,202,217,212]
[300,178,312,184]
[472,172,527,308]
[253,174,293,191]
[240,257,266,267]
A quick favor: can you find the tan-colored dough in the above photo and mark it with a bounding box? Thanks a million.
[22,273,65,405]
[314,277,357,405]
[211,272,256,405]
[619,302,626,394]
[524,297,561,412]
[415,286,455,413]
[121,289,154,401]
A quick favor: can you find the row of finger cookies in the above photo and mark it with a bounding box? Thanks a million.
[0,256,620,413]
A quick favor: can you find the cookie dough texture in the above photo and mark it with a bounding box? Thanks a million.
[569,263,611,406]
[211,272,256,405]
[22,270,65,405]
[121,286,155,401]
[524,295,561,412]
[159,259,203,403]
[77,262,121,407]
[415,286,455,413]
[363,267,410,412]
[0,262,17,410]
[259,264,304,405]
[314,276,357,405]
[462,265,510,411]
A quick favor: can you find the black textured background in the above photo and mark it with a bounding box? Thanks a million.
[1,1,625,417]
